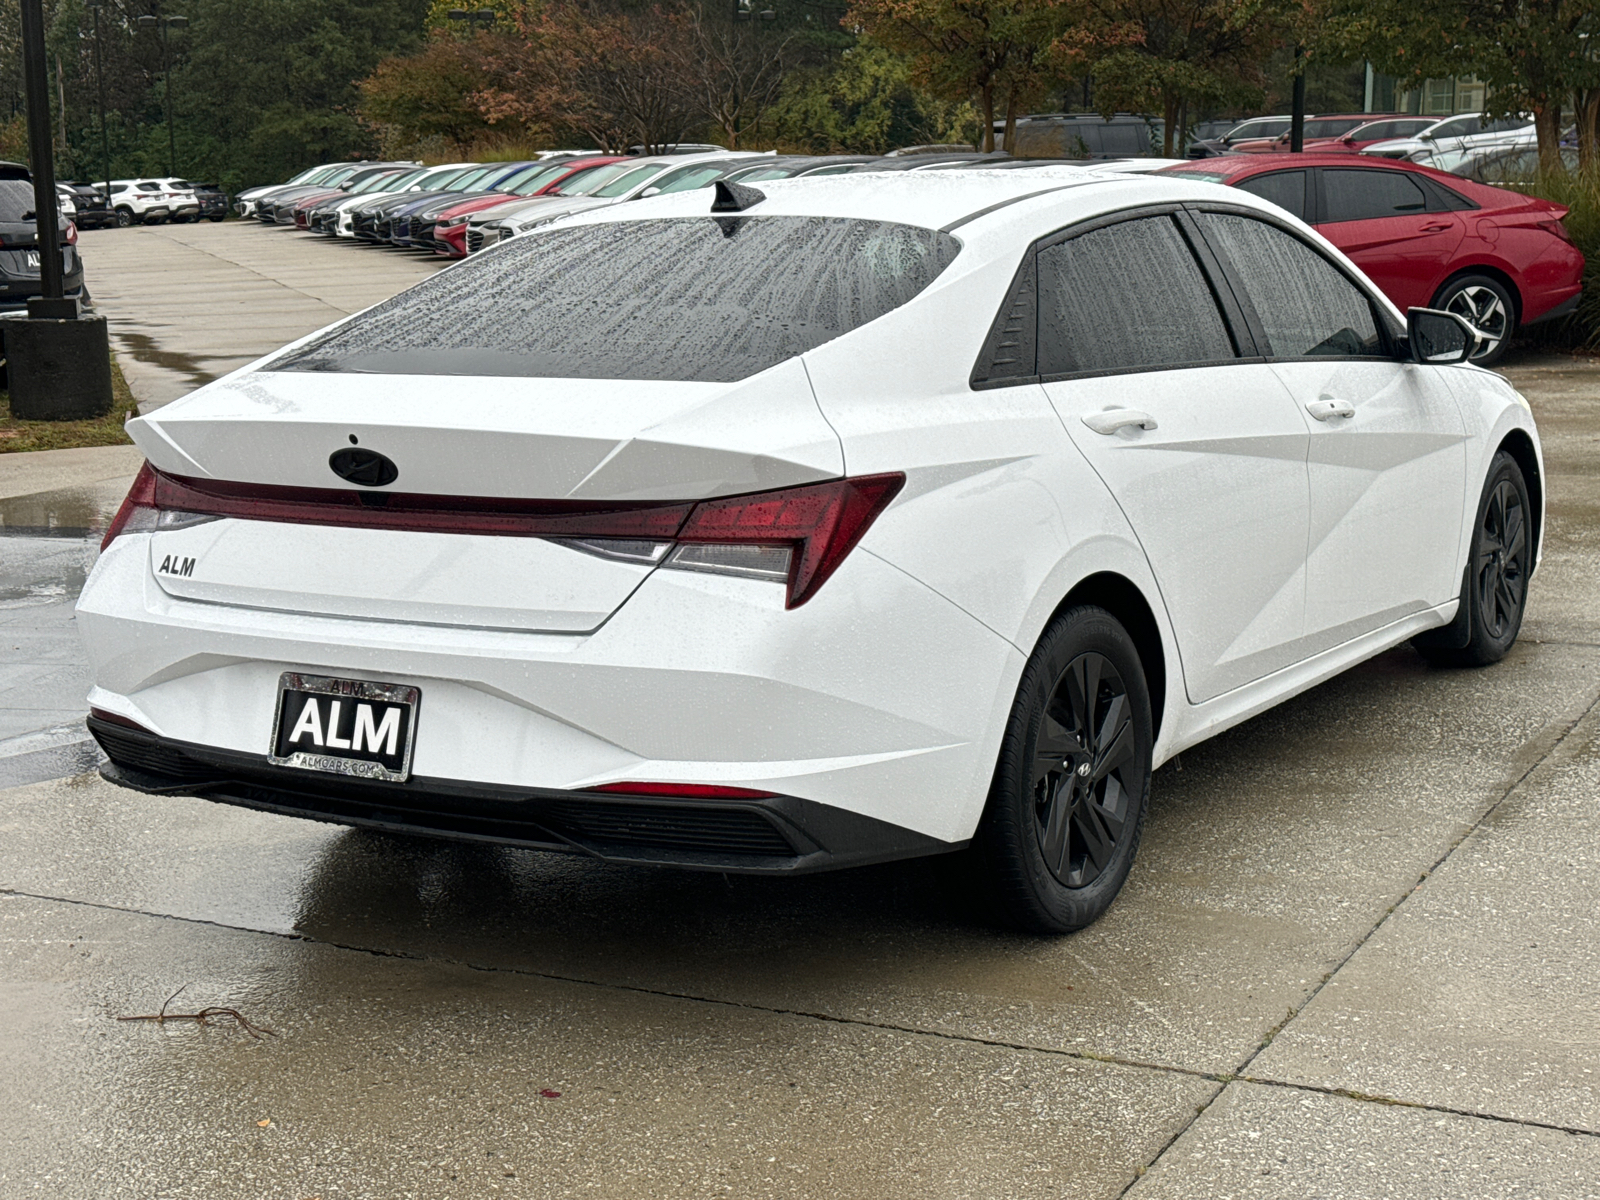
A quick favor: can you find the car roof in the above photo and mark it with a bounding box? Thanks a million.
[547,167,1265,247]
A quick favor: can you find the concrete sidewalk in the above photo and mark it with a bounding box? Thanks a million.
[80,221,444,411]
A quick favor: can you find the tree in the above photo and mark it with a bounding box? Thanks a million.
[844,0,1063,152]
[1322,0,1600,172]
[1056,0,1276,156]
[360,30,506,154]
[764,41,977,150]
[674,6,796,149]
[475,1,704,153]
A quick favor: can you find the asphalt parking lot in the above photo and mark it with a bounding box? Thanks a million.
[2,227,1598,1198]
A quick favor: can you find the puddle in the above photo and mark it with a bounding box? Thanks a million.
[0,482,127,539]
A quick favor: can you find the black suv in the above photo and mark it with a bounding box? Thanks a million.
[0,179,86,312]
[60,182,117,230]
[188,183,229,222]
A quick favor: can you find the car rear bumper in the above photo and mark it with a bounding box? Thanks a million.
[90,720,956,874]
[77,533,1022,850]
[1522,285,1582,326]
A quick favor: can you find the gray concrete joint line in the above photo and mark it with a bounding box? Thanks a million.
[142,226,351,312]
[1112,682,1600,1194]
[8,881,1599,1149]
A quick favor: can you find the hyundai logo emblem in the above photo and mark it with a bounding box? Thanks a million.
[328,447,399,488]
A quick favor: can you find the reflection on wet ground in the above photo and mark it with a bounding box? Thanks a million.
[0,491,111,784]
[0,481,125,539]
[108,328,229,393]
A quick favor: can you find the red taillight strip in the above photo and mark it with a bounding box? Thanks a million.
[587,782,776,799]
[103,464,905,607]
[142,465,694,539]
[89,707,153,733]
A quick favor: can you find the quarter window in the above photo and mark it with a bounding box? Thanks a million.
[1321,169,1429,224]
[1197,213,1384,358]
[1235,171,1307,221]
[1036,216,1235,375]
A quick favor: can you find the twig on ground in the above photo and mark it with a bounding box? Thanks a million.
[116,984,276,1038]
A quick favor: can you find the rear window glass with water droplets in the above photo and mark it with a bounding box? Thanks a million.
[272,216,961,383]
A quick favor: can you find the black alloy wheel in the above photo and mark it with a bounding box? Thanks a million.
[1415,451,1531,667]
[980,605,1153,933]
[1031,651,1137,889]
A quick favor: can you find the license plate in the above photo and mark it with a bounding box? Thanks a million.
[25,252,38,269]
[268,673,420,782]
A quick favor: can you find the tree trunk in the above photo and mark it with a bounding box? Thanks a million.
[1535,101,1565,175]
[1003,85,1019,154]
[1574,89,1600,173]
[1162,92,1180,158]
[980,82,995,153]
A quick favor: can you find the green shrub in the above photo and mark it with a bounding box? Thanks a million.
[1517,168,1600,351]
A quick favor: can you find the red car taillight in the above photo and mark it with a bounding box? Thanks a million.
[100,464,904,608]
[64,221,77,245]
[1538,218,1575,243]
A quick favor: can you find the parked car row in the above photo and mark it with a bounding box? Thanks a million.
[236,145,1579,366]
[242,149,1185,261]
[1188,112,1542,165]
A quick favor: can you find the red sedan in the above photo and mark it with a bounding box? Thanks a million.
[1230,114,1398,154]
[430,155,625,257]
[1301,116,1437,155]
[1159,154,1583,364]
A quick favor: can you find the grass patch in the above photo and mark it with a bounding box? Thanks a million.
[0,355,138,453]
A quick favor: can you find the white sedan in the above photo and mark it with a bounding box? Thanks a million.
[79,169,1541,932]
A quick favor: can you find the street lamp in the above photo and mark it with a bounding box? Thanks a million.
[137,12,188,178]
[447,9,496,30]
[84,0,112,209]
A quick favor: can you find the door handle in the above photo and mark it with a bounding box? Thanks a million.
[1305,398,1355,421]
[1421,222,1454,233]
[1082,409,1158,435]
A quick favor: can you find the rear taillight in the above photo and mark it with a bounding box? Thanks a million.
[671,474,904,607]
[1538,218,1575,243]
[100,465,903,607]
[64,222,78,245]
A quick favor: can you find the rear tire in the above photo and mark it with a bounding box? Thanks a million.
[978,606,1153,933]
[1415,451,1531,667]
[114,207,133,228]
[1432,273,1516,366]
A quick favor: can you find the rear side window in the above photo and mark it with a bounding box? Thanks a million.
[1036,216,1235,375]
[275,216,959,383]
[1236,171,1307,221]
[1321,169,1429,223]
[1197,213,1383,358]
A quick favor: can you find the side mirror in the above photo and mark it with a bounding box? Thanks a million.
[638,186,662,198]
[1405,307,1477,364]
[339,182,354,191]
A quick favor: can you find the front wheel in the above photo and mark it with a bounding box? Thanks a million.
[1415,451,1531,667]
[978,606,1153,934]
[1433,274,1516,366]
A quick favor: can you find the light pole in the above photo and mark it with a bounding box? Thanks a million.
[137,11,188,177]
[85,0,112,206]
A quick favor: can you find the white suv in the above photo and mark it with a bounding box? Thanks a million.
[106,179,201,226]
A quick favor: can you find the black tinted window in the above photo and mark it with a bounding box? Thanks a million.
[0,180,32,221]
[1236,171,1307,220]
[1322,169,1429,223]
[275,217,959,383]
[1198,213,1383,358]
[1037,216,1235,375]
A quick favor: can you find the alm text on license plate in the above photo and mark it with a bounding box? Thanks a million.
[268,672,420,782]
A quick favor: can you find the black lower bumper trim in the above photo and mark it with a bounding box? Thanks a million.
[89,718,959,875]
[1525,290,1582,326]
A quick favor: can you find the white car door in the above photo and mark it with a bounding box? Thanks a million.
[1190,210,1466,655]
[1035,212,1312,704]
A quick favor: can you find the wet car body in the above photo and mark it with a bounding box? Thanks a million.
[81,167,1543,934]
[0,179,84,311]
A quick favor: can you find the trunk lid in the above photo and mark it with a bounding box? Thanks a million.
[130,360,841,632]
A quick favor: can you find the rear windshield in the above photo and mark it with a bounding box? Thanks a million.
[274,216,960,383]
[0,180,32,221]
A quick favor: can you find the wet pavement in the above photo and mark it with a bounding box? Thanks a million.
[1,350,1598,1195]
[80,221,444,411]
